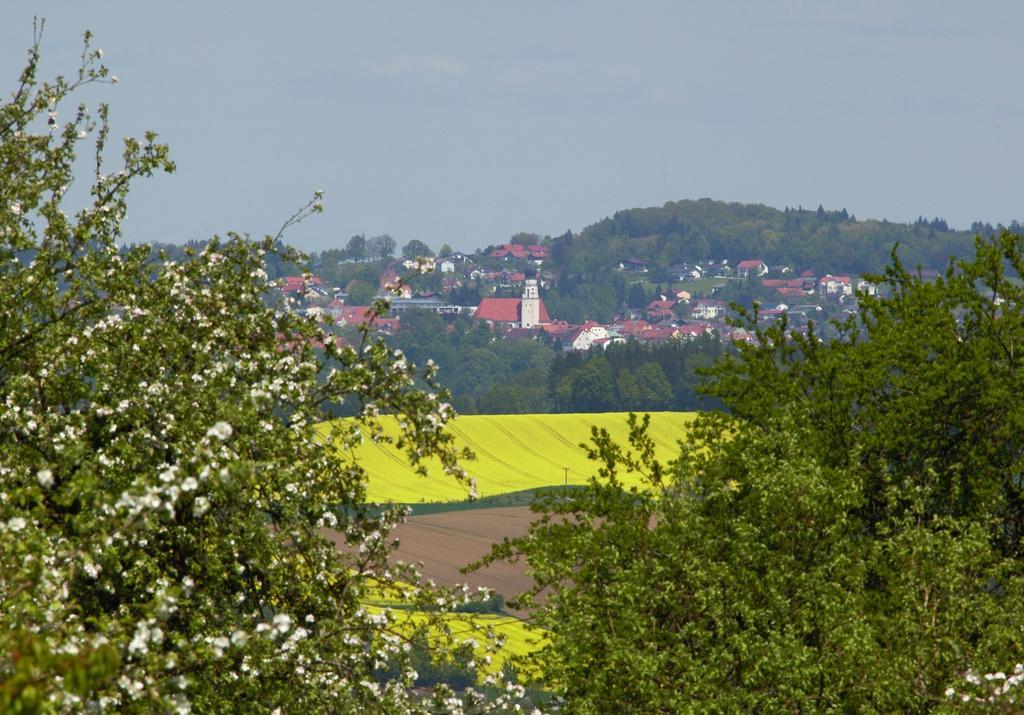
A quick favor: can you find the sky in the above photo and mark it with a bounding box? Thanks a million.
[3,1,1022,253]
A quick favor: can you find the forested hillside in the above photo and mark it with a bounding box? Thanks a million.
[550,198,1001,277]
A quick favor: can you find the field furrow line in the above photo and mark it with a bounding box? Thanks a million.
[446,422,550,483]
[486,420,588,479]
[536,419,587,453]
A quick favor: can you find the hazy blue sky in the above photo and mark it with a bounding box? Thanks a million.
[3,2,1021,252]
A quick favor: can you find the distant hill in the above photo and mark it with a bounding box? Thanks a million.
[549,198,993,277]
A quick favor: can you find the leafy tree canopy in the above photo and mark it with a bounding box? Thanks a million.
[345,233,366,261]
[366,234,396,261]
[485,234,1024,710]
[509,232,543,247]
[401,238,434,259]
[345,278,378,306]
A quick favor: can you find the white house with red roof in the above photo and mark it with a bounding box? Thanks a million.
[855,277,877,296]
[818,274,853,296]
[279,275,327,295]
[724,327,757,344]
[567,321,610,351]
[324,298,347,319]
[644,298,677,321]
[691,298,728,320]
[736,259,768,278]
[614,319,652,337]
[675,324,713,340]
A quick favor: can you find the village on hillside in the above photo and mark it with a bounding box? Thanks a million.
[276,240,909,351]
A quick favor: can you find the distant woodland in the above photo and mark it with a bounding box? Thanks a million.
[551,198,1003,277]
[386,311,725,415]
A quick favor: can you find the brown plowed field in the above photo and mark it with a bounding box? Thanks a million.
[388,506,536,599]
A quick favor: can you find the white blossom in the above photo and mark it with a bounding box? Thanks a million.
[205,421,233,441]
[37,468,54,488]
[210,636,229,658]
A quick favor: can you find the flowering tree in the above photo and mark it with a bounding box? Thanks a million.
[0,28,518,713]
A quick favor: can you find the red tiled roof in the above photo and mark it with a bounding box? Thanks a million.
[374,318,400,332]
[615,319,651,335]
[490,243,531,258]
[644,327,679,341]
[737,259,765,269]
[728,330,757,344]
[765,278,806,289]
[474,298,551,323]
[337,306,377,324]
[543,328,576,340]
[279,275,325,293]
[505,327,543,339]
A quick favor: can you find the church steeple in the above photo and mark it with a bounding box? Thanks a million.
[520,277,540,328]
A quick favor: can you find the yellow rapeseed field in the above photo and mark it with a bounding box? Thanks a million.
[377,607,547,677]
[362,580,547,679]
[320,412,697,503]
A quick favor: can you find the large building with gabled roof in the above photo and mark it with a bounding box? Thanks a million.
[473,278,550,329]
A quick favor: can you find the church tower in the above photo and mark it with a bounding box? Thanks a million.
[520,278,540,328]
